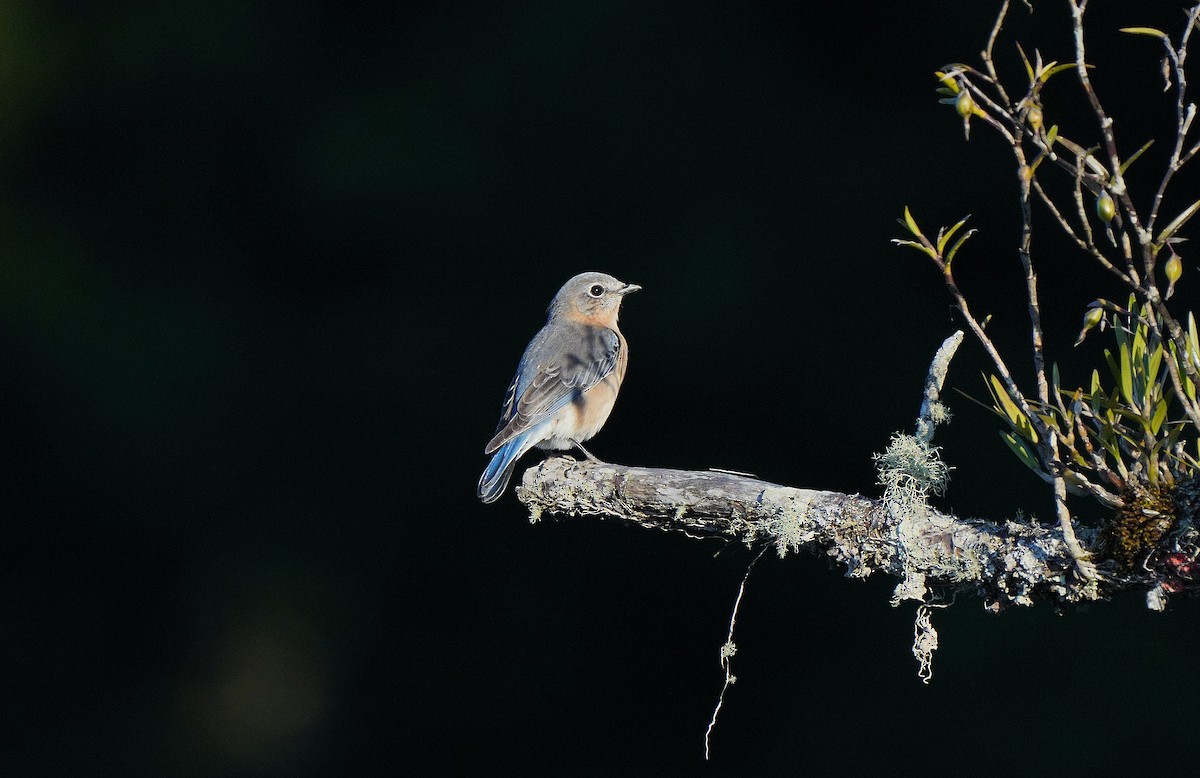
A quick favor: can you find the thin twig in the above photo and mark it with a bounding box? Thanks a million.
[982,1,1014,107]
[1147,5,1200,235]
[1033,179,1132,284]
[704,545,767,761]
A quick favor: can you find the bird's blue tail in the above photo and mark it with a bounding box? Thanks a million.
[478,438,525,503]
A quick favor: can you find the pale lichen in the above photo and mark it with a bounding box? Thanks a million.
[875,433,950,510]
[912,604,938,684]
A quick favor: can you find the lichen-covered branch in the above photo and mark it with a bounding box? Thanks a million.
[518,455,1200,611]
[517,327,1200,613]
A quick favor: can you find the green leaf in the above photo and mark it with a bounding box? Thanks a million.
[1119,336,1136,410]
[1148,339,1164,386]
[934,71,960,93]
[1188,312,1200,367]
[1113,340,1132,410]
[1156,198,1200,247]
[937,215,971,255]
[1119,139,1155,176]
[903,206,921,237]
[945,229,977,267]
[1104,347,1121,390]
[1016,42,1035,86]
[1000,431,1044,475]
[1039,62,1077,82]
[1150,397,1169,436]
[1119,27,1169,39]
[1046,124,1059,148]
[891,239,936,260]
[989,374,1037,442]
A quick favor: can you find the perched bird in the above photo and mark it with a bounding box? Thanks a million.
[478,272,640,503]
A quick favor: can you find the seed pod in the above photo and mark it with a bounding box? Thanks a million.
[1075,305,1105,346]
[1166,254,1183,285]
[955,91,974,118]
[1096,190,1116,222]
[1165,253,1183,299]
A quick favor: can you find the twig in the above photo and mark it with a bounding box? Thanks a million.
[916,331,964,444]
[704,546,767,761]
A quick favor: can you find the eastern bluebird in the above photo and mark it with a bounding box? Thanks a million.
[478,272,641,503]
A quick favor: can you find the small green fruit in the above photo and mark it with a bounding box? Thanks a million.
[1097,191,1116,222]
[955,91,974,118]
[1166,254,1183,285]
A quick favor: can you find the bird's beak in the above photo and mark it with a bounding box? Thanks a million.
[619,283,642,295]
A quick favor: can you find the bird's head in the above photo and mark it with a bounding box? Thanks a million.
[548,272,641,325]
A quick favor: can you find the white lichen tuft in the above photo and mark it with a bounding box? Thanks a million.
[928,401,953,426]
[877,433,952,679]
[1146,583,1169,612]
[875,433,950,512]
[912,604,939,684]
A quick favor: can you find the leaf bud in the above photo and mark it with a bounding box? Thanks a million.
[1027,105,1043,131]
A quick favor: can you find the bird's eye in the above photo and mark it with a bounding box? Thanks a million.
[588,284,605,298]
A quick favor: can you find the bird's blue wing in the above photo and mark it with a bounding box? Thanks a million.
[485,323,620,454]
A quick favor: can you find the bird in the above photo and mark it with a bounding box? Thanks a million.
[478,272,640,503]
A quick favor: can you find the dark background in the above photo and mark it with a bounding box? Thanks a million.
[3,1,1199,774]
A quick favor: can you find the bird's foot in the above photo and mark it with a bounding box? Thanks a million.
[570,439,603,464]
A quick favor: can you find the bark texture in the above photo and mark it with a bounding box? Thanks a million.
[518,456,1200,611]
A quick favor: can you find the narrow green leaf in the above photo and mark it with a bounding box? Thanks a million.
[1035,412,1061,433]
[934,71,960,93]
[891,239,937,260]
[1150,397,1169,436]
[1046,124,1059,147]
[1119,139,1155,176]
[903,206,921,237]
[1104,348,1121,389]
[1188,312,1200,367]
[988,375,1020,423]
[1015,42,1035,86]
[1119,26,1169,39]
[1000,431,1044,475]
[945,228,977,266]
[937,215,971,255]
[1039,62,1077,82]
[1156,198,1200,246]
[1148,340,1164,386]
[1119,338,1136,410]
[989,375,1038,442]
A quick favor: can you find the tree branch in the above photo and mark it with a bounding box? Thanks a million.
[517,329,1200,613]
[518,455,1101,610]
